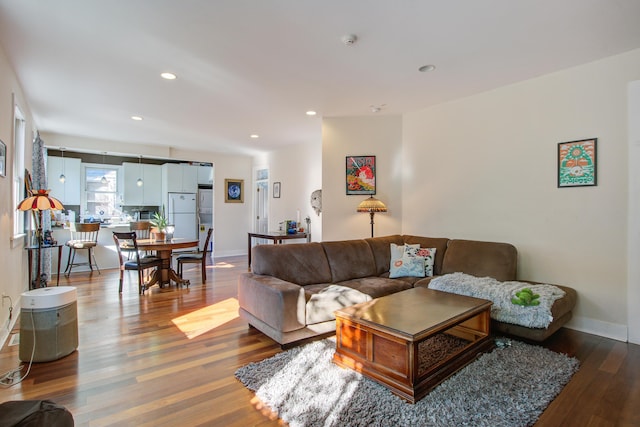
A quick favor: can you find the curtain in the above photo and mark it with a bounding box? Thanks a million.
[32,132,53,283]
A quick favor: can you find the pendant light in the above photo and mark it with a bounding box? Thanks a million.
[136,155,143,187]
[100,152,108,184]
[59,147,66,183]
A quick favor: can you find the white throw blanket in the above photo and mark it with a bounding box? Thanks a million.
[429,273,565,329]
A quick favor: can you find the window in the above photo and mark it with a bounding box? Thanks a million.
[84,166,120,221]
[12,104,26,240]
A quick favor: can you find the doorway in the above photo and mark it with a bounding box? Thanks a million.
[255,168,269,234]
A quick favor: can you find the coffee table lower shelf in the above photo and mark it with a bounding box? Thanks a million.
[332,289,493,403]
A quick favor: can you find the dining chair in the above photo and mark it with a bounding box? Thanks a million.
[128,220,153,258]
[129,221,152,238]
[112,231,163,294]
[176,228,213,284]
[64,222,100,276]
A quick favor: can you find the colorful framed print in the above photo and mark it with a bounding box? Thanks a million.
[0,139,5,177]
[558,138,597,187]
[225,178,244,203]
[346,155,376,195]
[273,181,281,198]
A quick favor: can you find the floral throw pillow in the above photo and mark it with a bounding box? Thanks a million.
[389,243,424,278]
[405,246,437,277]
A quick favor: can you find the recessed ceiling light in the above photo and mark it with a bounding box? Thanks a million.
[131,116,143,121]
[161,72,177,80]
[418,64,436,73]
[306,111,317,116]
[250,134,259,139]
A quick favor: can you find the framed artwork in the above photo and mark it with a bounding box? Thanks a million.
[0,139,5,177]
[558,138,597,187]
[225,178,244,203]
[273,181,281,198]
[346,155,376,195]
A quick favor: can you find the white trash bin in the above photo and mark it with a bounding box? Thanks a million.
[19,287,78,362]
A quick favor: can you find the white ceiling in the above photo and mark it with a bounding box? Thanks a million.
[1,1,640,156]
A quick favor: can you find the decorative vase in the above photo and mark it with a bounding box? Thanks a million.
[151,228,166,242]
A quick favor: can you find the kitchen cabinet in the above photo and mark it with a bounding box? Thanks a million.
[162,163,198,193]
[47,155,81,205]
[197,165,213,185]
[122,162,162,206]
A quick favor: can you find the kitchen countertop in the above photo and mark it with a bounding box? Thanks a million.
[52,222,133,229]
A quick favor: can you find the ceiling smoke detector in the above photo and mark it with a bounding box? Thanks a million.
[341,34,358,46]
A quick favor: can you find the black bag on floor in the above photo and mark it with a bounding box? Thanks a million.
[0,400,74,426]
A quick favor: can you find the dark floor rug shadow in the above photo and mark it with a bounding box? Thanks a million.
[235,337,579,427]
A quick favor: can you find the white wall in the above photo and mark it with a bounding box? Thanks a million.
[322,116,403,241]
[264,141,323,241]
[0,44,36,345]
[403,49,640,341]
[41,133,254,258]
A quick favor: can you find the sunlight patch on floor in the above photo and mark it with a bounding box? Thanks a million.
[213,261,236,269]
[171,298,239,339]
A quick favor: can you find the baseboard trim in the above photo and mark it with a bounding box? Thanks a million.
[565,316,628,342]
[214,250,246,258]
[0,309,20,349]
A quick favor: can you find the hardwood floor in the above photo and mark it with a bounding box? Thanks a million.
[0,257,638,426]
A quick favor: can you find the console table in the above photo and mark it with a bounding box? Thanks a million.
[247,231,310,270]
[25,244,63,289]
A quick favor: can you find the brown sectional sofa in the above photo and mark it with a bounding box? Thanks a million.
[238,235,577,346]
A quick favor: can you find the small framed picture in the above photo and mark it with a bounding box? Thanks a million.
[0,139,6,177]
[346,155,376,195]
[225,178,244,203]
[558,138,597,187]
[273,181,281,198]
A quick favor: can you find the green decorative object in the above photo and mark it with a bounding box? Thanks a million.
[511,288,540,306]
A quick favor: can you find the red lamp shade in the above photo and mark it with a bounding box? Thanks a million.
[17,189,64,211]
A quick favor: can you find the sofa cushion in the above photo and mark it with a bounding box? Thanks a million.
[251,242,332,285]
[365,235,405,275]
[389,246,425,278]
[402,236,449,275]
[388,243,419,278]
[305,284,372,325]
[407,246,437,277]
[441,239,517,281]
[322,240,377,283]
[338,276,413,299]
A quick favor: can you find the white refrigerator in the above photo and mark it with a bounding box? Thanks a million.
[167,192,197,241]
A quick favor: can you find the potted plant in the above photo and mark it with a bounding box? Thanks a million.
[150,209,168,241]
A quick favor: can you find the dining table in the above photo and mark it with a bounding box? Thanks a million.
[135,237,199,288]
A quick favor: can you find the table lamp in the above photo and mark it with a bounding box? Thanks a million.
[17,189,64,287]
[357,196,387,238]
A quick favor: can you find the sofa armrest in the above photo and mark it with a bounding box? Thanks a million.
[238,273,306,333]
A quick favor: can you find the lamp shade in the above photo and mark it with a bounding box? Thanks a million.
[17,189,64,211]
[356,196,387,213]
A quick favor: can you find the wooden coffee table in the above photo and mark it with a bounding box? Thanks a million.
[333,287,493,403]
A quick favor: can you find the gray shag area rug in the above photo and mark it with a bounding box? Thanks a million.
[235,337,579,427]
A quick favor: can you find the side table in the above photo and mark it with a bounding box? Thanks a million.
[25,244,63,289]
[247,231,309,271]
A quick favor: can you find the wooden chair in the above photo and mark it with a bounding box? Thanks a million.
[64,222,100,276]
[176,228,213,284]
[129,220,153,257]
[112,231,163,294]
[129,221,151,239]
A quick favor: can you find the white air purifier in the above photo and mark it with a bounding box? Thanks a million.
[19,286,78,362]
